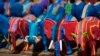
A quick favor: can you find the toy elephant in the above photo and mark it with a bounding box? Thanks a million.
[39,0,65,52]
[57,14,77,55]
[8,15,35,51]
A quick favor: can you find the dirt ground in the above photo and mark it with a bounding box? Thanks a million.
[0,39,100,56]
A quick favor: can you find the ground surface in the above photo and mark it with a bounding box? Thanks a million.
[0,39,100,56]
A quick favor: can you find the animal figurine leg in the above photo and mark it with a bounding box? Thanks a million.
[10,33,17,51]
[0,32,3,48]
[55,41,60,56]
[89,41,96,56]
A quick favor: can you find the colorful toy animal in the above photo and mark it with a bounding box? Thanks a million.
[8,15,35,51]
[40,0,65,52]
[23,14,42,51]
[57,14,77,55]
[76,17,100,56]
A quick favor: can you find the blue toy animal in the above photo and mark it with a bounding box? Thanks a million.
[72,0,85,21]
[39,0,65,52]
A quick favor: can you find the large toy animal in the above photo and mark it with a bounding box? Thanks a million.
[40,0,65,52]
[8,15,35,51]
[23,14,42,51]
[58,17,100,56]
[22,0,50,51]
[24,0,65,52]
[56,14,77,55]
[76,17,100,56]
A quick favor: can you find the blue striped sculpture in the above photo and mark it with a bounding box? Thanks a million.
[72,0,85,21]
[81,2,95,19]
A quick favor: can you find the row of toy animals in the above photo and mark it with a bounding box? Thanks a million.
[0,0,100,56]
[41,0,100,56]
[0,0,50,51]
